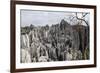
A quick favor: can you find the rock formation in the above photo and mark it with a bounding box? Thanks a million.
[20,19,89,63]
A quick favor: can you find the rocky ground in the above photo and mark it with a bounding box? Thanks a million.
[20,19,89,63]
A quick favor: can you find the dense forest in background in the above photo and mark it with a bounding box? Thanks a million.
[20,13,89,63]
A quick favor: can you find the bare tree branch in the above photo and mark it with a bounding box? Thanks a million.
[82,13,88,18]
[75,13,88,26]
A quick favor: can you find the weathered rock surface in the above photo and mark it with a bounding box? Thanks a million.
[20,19,89,63]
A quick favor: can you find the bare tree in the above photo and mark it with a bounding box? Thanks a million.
[75,12,89,26]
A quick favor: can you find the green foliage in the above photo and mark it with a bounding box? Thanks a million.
[82,48,90,60]
[21,26,30,34]
[21,24,35,34]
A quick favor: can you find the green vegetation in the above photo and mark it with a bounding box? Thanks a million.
[21,26,30,34]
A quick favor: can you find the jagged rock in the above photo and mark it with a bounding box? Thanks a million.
[38,56,48,62]
[21,34,30,51]
[21,49,31,63]
[21,19,89,62]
